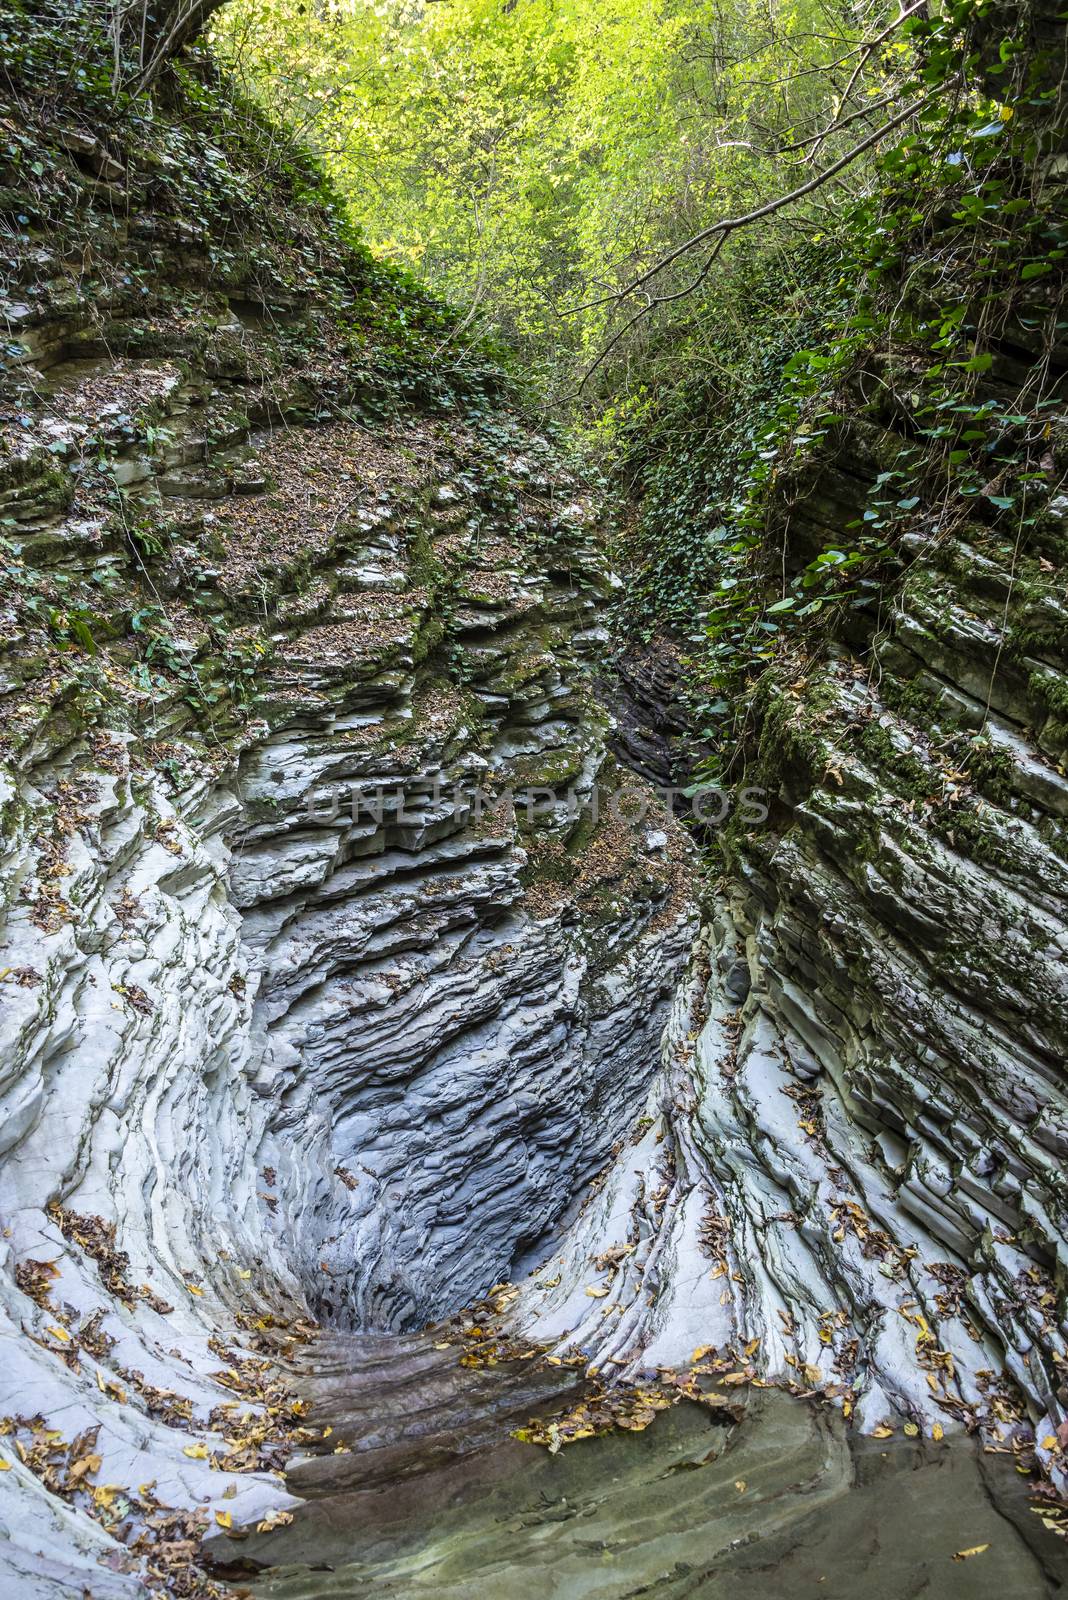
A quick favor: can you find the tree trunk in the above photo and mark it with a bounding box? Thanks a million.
[112,0,225,91]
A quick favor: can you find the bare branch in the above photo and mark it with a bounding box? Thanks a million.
[563,91,939,321]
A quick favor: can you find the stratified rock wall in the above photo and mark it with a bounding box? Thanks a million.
[518,386,1068,1496]
[516,4,1068,1488]
[0,36,694,1594]
[1,6,1065,1595]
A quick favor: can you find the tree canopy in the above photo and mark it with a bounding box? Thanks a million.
[212,0,919,404]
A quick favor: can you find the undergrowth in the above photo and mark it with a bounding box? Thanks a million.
[610,0,1068,785]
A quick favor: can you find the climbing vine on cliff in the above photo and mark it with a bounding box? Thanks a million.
[612,0,1068,781]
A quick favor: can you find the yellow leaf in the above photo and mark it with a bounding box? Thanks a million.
[215,1510,233,1529]
[238,1270,251,1280]
[734,1479,747,1493]
[1041,1435,1057,1451]
[932,1423,944,1442]
[953,1545,990,1562]
[46,1325,71,1343]
[871,1424,894,1439]
[585,1286,609,1298]
[69,1454,102,1481]
[0,1461,10,1471]
[186,1284,204,1297]
[183,1444,209,1460]
[903,1422,919,1437]
[256,1509,294,1534]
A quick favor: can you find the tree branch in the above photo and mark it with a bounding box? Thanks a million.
[563,91,939,321]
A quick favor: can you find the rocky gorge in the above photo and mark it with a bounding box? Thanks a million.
[0,2,1067,1595]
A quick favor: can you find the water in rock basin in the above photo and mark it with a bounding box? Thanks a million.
[206,1335,1067,1599]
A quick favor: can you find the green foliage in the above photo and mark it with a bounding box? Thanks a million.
[7,0,1065,806]
[609,0,1068,778]
[213,0,887,401]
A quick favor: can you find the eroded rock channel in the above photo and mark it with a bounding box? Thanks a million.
[1,9,1067,1596]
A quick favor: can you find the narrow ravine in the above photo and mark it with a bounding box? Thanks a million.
[1,3,1067,1596]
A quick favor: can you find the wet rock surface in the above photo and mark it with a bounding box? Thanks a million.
[219,1375,1065,1599]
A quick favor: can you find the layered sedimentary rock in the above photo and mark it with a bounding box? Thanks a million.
[0,39,693,1594]
[1,6,1067,1596]
[512,14,1068,1489]
[518,453,1068,1499]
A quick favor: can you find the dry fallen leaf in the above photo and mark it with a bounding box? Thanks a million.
[585,1286,609,1299]
[215,1510,233,1529]
[953,1545,990,1562]
[871,1424,894,1439]
[256,1509,294,1534]
[932,1423,944,1442]
[183,1444,209,1460]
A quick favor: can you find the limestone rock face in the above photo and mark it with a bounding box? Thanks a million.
[517,481,1068,1496]
[0,54,695,1594]
[2,11,1067,1595]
